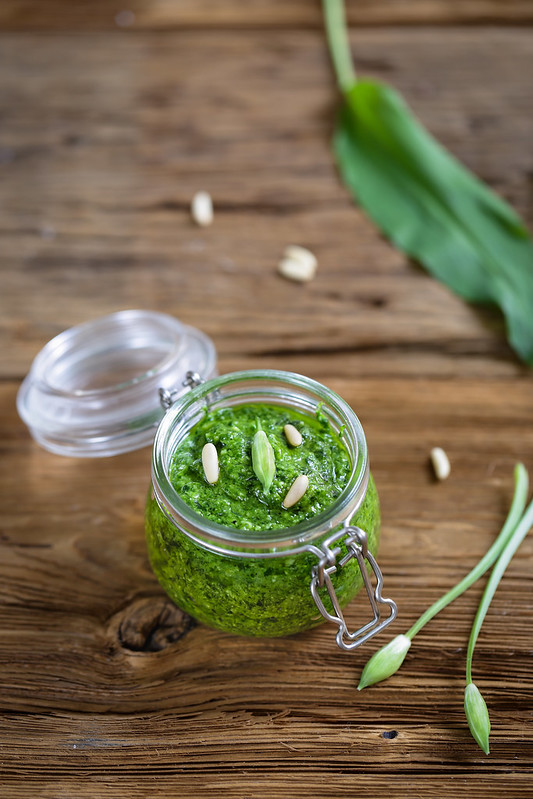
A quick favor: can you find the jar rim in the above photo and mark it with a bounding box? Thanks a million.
[151,369,369,553]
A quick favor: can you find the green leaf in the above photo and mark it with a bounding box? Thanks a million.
[333,79,533,365]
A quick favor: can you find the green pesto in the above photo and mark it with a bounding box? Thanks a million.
[168,404,351,530]
[145,403,381,637]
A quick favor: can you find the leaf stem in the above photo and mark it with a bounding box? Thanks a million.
[466,489,533,685]
[406,463,529,640]
[322,0,357,94]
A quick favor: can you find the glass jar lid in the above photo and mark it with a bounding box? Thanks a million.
[16,310,217,457]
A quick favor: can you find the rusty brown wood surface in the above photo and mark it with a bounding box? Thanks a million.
[1,3,533,797]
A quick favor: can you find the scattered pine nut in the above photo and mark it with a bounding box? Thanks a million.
[202,442,219,484]
[283,424,303,447]
[282,474,309,509]
[191,191,213,227]
[430,447,450,481]
[284,245,317,274]
[277,257,315,283]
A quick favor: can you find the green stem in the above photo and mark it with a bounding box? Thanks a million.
[406,463,529,640]
[322,0,357,94]
[466,491,533,684]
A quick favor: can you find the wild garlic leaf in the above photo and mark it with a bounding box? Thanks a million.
[333,79,533,365]
[463,483,533,752]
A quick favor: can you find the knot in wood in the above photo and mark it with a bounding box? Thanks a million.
[116,596,195,652]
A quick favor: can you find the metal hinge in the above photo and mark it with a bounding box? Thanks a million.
[159,371,204,410]
[310,526,397,651]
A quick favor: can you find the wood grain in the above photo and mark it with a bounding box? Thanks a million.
[1,4,533,798]
[1,29,532,380]
[1,0,532,30]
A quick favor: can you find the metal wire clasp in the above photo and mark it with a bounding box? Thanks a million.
[159,371,204,410]
[310,526,397,651]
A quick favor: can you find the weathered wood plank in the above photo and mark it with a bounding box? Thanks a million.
[1,0,532,30]
[2,377,532,711]
[2,750,533,799]
[1,29,532,380]
[1,12,533,799]
[1,367,533,790]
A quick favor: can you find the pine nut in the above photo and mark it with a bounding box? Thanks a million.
[284,245,317,273]
[430,447,450,481]
[283,424,302,447]
[277,257,315,282]
[282,474,309,509]
[191,191,213,227]
[202,442,219,484]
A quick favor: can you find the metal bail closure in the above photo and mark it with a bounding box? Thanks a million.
[310,526,397,651]
[159,371,205,410]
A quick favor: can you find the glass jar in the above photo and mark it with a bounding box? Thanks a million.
[146,369,396,649]
[17,311,396,651]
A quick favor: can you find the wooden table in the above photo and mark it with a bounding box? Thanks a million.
[1,2,532,796]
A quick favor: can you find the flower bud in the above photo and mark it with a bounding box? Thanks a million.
[252,427,276,493]
[357,634,411,690]
[464,682,490,755]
